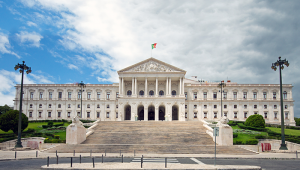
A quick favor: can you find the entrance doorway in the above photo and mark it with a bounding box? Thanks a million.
[159,105,165,121]
[138,105,144,120]
[124,105,131,120]
[148,105,155,120]
[172,105,178,120]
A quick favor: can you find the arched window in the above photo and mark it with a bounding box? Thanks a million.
[159,90,164,96]
[149,90,154,96]
[127,90,132,95]
[283,91,287,99]
[139,90,144,96]
[172,90,176,96]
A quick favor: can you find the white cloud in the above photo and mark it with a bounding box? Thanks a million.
[27,21,37,27]
[16,31,43,47]
[0,32,21,58]
[67,64,79,70]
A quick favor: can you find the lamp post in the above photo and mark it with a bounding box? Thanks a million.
[218,81,226,117]
[14,61,32,148]
[271,56,289,150]
[78,81,86,118]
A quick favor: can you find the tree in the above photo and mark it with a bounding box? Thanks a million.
[0,110,28,135]
[295,117,300,126]
[0,105,12,115]
[245,114,265,128]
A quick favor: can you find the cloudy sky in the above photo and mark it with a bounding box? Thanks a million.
[0,0,299,117]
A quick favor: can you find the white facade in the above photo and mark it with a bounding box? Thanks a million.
[14,58,295,125]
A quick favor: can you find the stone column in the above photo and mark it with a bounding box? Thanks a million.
[180,77,182,95]
[155,105,159,121]
[122,78,124,96]
[169,78,172,95]
[132,78,134,95]
[182,78,184,96]
[166,78,168,95]
[145,78,147,97]
[135,78,137,95]
[155,78,158,97]
[119,78,121,96]
[144,105,148,121]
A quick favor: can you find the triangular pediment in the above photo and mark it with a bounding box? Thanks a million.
[118,58,186,73]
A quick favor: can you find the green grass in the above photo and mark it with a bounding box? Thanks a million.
[266,127,300,136]
[232,125,268,143]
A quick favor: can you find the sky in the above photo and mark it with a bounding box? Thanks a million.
[0,0,299,117]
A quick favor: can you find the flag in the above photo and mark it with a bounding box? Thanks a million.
[151,43,157,49]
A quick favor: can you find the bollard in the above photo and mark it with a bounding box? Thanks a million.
[80,155,81,164]
[36,151,38,157]
[105,150,106,156]
[141,155,143,168]
[15,151,16,159]
[57,156,58,164]
[296,151,298,158]
[165,158,167,168]
[73,150,75,156]
[93,157,95,168]
[71,157,73,167]
[56,150,57,157]
[120,150,121,156]
[47,156,49,167]
[122,154,123,163]
[102,154,103,163]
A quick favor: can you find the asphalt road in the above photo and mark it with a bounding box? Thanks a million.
[0,157,299,170]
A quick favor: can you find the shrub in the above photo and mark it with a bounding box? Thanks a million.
[233,133,238,138]
[44,138,51,143]
[245,139,259,145]
[47,121,53,127]
[54,135,60,139]
[42,125,49,129]
[51,139,59,143]
[234,140,243,145]
[255,134,267,139]
[0,110,28,135]
[245,115,265,128]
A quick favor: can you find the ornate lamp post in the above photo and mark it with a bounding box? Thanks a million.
[218,81,226,117]
[78,81,86,118]
[14,61,31,148]
[271,56,289,150]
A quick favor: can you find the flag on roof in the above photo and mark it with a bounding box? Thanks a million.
[151,43,157,49]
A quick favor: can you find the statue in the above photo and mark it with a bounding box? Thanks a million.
[217,116,229,126]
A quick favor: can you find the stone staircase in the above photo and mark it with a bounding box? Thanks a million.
[46,121,256,154]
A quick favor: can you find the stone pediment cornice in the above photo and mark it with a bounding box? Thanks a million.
[118,57,186,74]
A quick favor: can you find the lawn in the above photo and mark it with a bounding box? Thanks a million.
[266,127,300,136]
[232,125,268,143]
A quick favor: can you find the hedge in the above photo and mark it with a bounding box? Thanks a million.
[233,133,238,138]
[237,123,267,132]
[245,139,259,145]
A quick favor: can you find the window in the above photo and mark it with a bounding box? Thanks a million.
[172,90,176,96]
[273,92,276,99]
[139,90,144,96]
[116,92,119,98]
[234,105,237,109]
[116,105,118,108]
[185,92,187,99]
[106,92,110,99]
[253,92,257,99]
[159,90,164,96]
[193,92,197,99]
[233,92,237,99]
[203,92,207,99]
[78,112,81,117]
[244,112,247,118]
[185,105,187,109]
[264,105,267,109]
[224,105,227,109]
[40,92,43,99]
[48,104,51,108]
[185,112,187,118]
[214,112,217,118]
[78,92,81,99]
[223,92,227,99]
[264,112,268,118]
[78,104,80,108]
[29,112,32,117]
[274,105,277,109]
[224,112,227,117]
[30,104,33,108]
[274,112,277,119]
[285,105,288,109]
[97,104,100,108]
[30,92,34,99]
[254,112,257,115]
[97,92,101,99]
[48,92,52,99]
[194,112,197,118]
[87,104,90,108]
[58,92,62,99]
[48,112,51,117]
[213,92,217,99]
[285,112,289,119]
[263,92,267,99]
[194,105,197,109]
[68,104,71,108]
[204,105,207,109]
[116,112,118,118]
[58,104,61,108]
[58,112,61,117]
[87,112,90,118]
[39,112,42,117]
[254,105,257,109]
[214,105,217,109]
[97,112,100,118]
[283,91,287,99]
[149,90,154,96]
[68,92,72,99]
[39,104,42,108]
[127,90,132,96]
[234,112,237,118]
[87,92,91,99]
[243,92,247,99]
[244,105,247,109]
[107,104,110,108]
[106,112,110,118]
[68,112,71,118]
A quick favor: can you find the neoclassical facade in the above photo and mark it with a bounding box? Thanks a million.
[14,58,295,125]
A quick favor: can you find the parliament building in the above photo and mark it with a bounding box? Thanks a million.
[14,58,295,125]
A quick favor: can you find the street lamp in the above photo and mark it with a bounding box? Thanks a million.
[218,81,226,117]
[271,56,289,150]
[78,81,86,118]
[14,61,31,148]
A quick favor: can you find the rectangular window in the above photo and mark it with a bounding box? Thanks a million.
[58,92,62,99]
[39,104,42,108]
[97,104,100,108]
[78,92,81,99]
[243,92,247,99]
[253,92,257,99]
[234,105,237,109]
[213,92,217,99]
[68,104,71,108]
[273,92,276,99]
[224,112,227,117]
[263,92,267,99]
[78,112,81,117]
[106,92,110,99]
[244,112,247,118]
[193,92,197,99]
[274,112,277,119]
[234,112,237,118]
[87,104,90,108]
[106,112,109,118]
[203,92,207,99]
[97,92,101,99]
[204,105,207,109]
[48,112,51,117]
[194,105,197,109]
[204,112,207,118]
[58,112,61,117]
[285,105,288,109]
[78,104,80,108]
[68,92,72,99]
[185,105,187,109]
[264,112,268,119]
[194,112,197,118]
[185,92,187,100]
[30,104,33,108]
[87,92,91,99]
[58,104,61,108]
[30,92,34,99]
[283,92,287,99]
[233,92,237,99]
[254,112,257,115]
[97,112,100,118]
[49,92,52,99]
[116,112,118,118]
[244,105,247,109]
[39,112,42,117]
[40,92,43,99]
[274,105,277,109]
[214,105,217,109]
[48,104,51,108]
[87,112,90,118]
[116,92,119,98]
[254,105,257,109]
[224,105,227,109]
[285,112,289,119]
[264,105,267,109]
[223,92,227,99]
[68,112,71,118]
[29,112,32,117]
[116,105,118,108]
[107,105,110,108]
[185,112,187,118]
[214,112,217,118]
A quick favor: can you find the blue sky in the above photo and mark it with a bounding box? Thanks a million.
[0,0,300,117]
